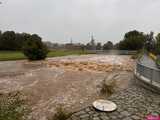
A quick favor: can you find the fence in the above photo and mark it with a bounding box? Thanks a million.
[136,61,160,85]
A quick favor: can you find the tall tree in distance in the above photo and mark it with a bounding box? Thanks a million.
[118,30,146,50]
[103,41,113,50]
[0,31,16,50]
[96,42,102,50]
[145,31,155,52]
[155,33,160,54]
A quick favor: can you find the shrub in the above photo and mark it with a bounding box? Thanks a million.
[0,92,29,120]
[49,106,71,120]
[100,77,117,96]
[23,34,48,60]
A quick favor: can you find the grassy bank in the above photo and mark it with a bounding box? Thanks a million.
[0,51,26,61]
[47,50,89,57]
[0,50,90,61]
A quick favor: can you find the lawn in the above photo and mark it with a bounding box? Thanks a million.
[0,50,90,61]
[0,51,26,61]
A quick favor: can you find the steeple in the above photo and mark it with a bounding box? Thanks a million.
[91,34,94,41]
[90,33,96,50]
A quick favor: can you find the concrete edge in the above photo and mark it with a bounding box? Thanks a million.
[134,70,160,94]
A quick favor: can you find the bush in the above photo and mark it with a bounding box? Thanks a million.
[23,34,48,60]
[0,92,29,120]
[100,79,116,96]
[49,106,71,120]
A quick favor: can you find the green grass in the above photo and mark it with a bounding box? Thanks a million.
[0,50,90,61]
[47,50,89,57]
[0,92,29,120]
[0,51,26,61]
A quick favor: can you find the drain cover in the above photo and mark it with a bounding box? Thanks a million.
[93,99,117,112]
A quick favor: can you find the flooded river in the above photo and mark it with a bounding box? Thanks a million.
[0,55,135,120]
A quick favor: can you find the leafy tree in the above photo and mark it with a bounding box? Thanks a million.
[103,41,113,50]
[14,33,31,50]
[144,32,155,52]
[113,43,119,49]
[155,33,160,54]
[96,42,102,50]
[85,43,92,50]
[0,30,34,51]
[118,30,146,50]
[22,34,48,60]
[13,33,24,50]
[0,31,16,50]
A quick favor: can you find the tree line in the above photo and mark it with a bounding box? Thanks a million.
[0,30,34,50]
[117,30,160,54]
[45,30,160,54]
[0,30,48,60]
[0,30,160,54]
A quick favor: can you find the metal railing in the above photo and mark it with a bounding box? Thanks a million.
[136,61,160,84]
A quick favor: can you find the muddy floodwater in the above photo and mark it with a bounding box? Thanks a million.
[0,55,135,120]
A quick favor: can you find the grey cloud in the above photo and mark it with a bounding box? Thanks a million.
[0,0,160,43]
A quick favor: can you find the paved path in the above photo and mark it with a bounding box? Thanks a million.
[68,80,160,120]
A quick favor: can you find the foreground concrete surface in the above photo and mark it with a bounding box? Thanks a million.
[0,55,135,120]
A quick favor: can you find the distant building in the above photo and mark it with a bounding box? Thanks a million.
[86,34,96,50]
[64,43,84,50]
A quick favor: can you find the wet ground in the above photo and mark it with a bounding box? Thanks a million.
[0,55,135,120]
[69,82,160,120]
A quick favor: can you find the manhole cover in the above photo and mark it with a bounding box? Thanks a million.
[93,99,117,112]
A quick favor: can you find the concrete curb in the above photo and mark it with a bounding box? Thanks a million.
[134,70,160,94]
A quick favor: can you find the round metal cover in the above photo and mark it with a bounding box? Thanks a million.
[93,99,117,112]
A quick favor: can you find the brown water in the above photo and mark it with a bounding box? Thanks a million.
[0,55,135,120]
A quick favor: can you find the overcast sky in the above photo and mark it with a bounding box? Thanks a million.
[0,0,160,44]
